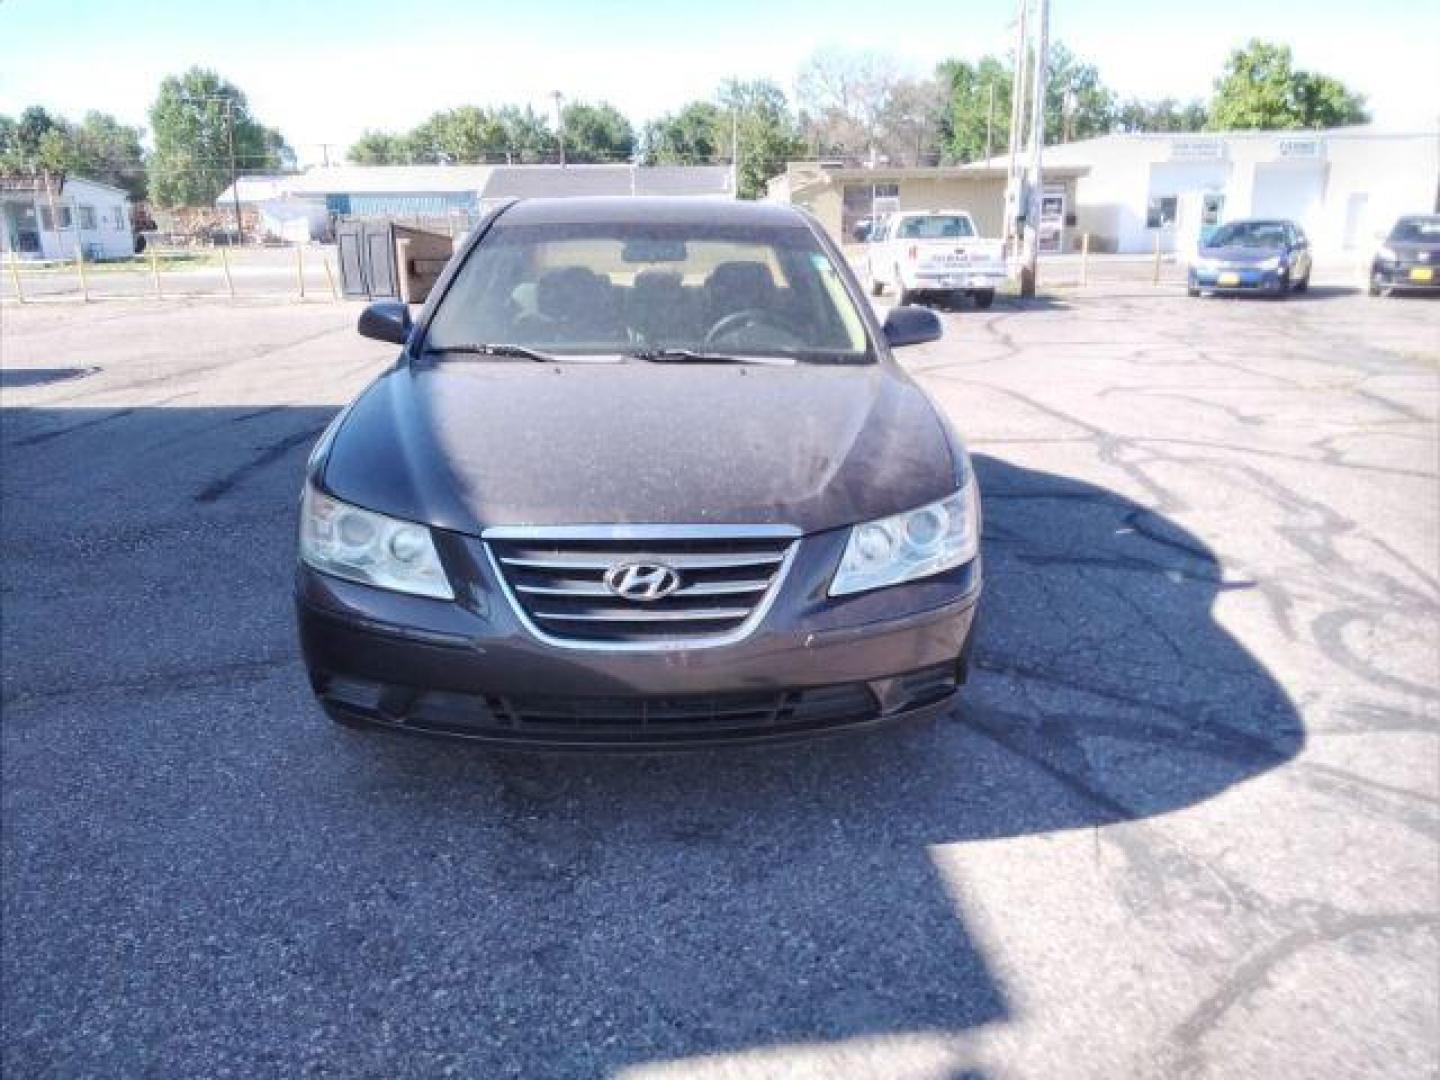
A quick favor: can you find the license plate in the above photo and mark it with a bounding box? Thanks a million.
[1410,267,1434,282]
[1218,272,1240,287]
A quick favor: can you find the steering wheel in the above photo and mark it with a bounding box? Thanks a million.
[703,308,800,347]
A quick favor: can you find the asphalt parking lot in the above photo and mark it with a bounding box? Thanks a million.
[2,287,1437,1078]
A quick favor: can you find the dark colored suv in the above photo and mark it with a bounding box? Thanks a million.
[296,198,981,748]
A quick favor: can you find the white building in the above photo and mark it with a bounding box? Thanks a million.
[1,175,133,261]
[1008,127,1439,256]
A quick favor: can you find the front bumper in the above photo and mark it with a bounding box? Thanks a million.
[1372,262,1440,289]
[296,531,981,749]
[1191,266,1286,291]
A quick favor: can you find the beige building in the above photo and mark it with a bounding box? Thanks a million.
[766,162,1089,250]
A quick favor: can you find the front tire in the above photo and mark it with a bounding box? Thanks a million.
[1294,272,1310,293]
[971,289,995,310]
[322,701,373,730]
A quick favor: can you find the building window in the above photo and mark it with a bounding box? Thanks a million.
[40,206,73,231]
[1146,196,1178,230]
[77,205,96,230]
[111,206,127,230]
[872,183,899,199]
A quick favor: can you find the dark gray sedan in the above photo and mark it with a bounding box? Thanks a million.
[295,198,981,748]
[1370,214,1440,295]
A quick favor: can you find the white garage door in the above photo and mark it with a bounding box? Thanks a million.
[1251,162,1327,230]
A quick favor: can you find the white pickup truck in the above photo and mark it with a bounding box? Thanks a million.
[864,210,1007,309]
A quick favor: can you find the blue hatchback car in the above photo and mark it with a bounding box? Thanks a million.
[1187,219,1313,298]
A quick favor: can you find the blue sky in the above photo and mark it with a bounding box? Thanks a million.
[2,0,1435,166]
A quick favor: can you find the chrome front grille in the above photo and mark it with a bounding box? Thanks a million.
[484,525,798,648]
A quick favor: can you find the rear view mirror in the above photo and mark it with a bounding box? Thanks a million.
[622,238,687,263]
[358,301,412,344]
[882,305,943,348]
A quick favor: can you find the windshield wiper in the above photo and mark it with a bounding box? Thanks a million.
[626,348,794,366]
[424,342,558,362]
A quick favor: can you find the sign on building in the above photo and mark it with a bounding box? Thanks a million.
[1169,139,1225,161]
[1275,137,1325,160]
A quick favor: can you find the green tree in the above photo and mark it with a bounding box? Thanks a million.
[559,101,634,163]
[0,107,146,198]
[936,44,1116,163]
[1208,40,1368,130]
[936,56,1012,162]
[1114,98,1208,133]
[1045,44,1114,143]
[495,105,556,163]
[407,106,509,163]
[147,68,292,207]
[71,112,148,199]
[640,101,724,165]
[717,79,806,199]
[347,129,411,165]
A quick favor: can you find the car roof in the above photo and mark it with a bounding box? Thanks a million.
[1219,218,1295,227]
[496,196,810,228]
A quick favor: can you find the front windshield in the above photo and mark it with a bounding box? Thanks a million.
[1207,221,1288,249]
[895,215,975,239]
[1389,217,1440,243]
[425,220,872,363]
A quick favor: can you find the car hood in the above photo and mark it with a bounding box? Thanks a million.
[1198,246,1286,265]
[321,359,960,535]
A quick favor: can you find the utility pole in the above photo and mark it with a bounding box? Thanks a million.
[552,91,566,167]
[1019,0,1049,298]
[985,81,996,162]
[731,107,740,196]
[1003,0,1029,256]
[224,98,243,246]
[180,93,244,245]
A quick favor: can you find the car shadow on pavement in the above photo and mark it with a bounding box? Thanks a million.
[1,409,1304,1078]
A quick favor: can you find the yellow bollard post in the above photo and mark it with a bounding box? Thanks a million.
[323,257,339,300]
[75,245,90,302]
[1080,232,1090,287]
[150,248,163,298]
[8,258,25,304]
[295,245,306,299]
[220,244,235,299]
[1152,231,1162,286]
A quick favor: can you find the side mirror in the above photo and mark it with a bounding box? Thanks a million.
[882,305,943,348]
[358,300,412,345]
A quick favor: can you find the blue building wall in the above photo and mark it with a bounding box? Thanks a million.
[325,192,478,216]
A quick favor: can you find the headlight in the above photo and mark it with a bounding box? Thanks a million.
[830,481,980,596]
[1377,245,1398,263]
[299,485,454,600]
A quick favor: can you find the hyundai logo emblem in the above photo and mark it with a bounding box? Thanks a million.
[604,561,682,602]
